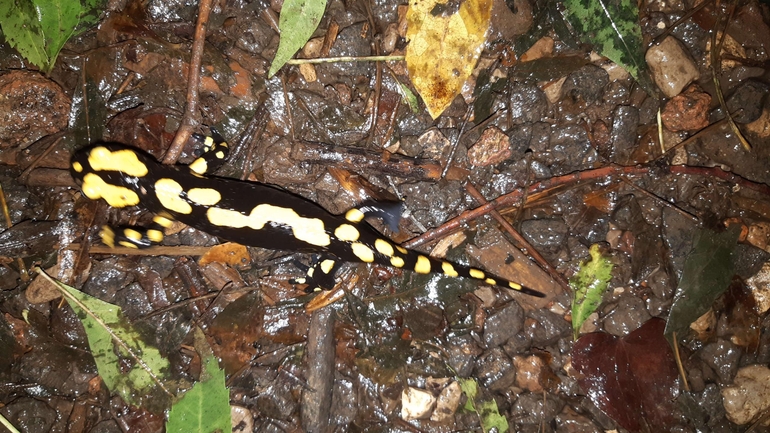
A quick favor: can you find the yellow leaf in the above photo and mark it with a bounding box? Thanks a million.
[406,0,492,119]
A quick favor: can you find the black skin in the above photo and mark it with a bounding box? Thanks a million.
[71,143,546,297]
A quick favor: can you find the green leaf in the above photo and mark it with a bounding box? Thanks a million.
[268,0,327,77]
[457,377,478,412]
[571,244,613,340]
[664,225,740,344]
[167,328,231,433]
[477,399,509,433]
[38,271,172,408]
[457,377,509,433]
[396,80,420,114]
[0,0,102,73]
[562,0,654,94]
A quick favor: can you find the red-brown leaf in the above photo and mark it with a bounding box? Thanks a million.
[572,318,680,432]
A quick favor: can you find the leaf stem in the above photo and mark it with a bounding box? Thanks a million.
[286,55,404,64]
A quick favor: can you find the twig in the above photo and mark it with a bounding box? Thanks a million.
[464,183,570,293]
[441,104,474,179]
[618,177,700,223]
[163,0,214,164]
[0,184,28,281]
[286,55,404,64]
[404,163,770,249]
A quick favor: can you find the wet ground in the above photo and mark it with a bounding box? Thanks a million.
[1,0,770,431]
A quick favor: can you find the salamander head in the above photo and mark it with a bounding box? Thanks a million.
[70,143,152,208]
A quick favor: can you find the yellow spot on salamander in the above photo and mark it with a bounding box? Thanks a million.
[189,158,208,175]
[441,262,459,277]
[207,205,331,247]
[390,256,405,267]
[81,173,140,207]
[147,229,164,242]
[124,229,142,241]
[469,269,485,280]
[334,224,360,242]
[215,151,226,159]
[99,226,116,248]
[118,241,139,249]
[374,239,394,257]
[345,208,365,223]
[508,281,522,290]
[395,245,408,254]
[204,136,215,148]
[187,188,221,206]
[485,278,497,286]
[153,215,174,228]
[155,178,192,214]
[88,146,148,177]
[72,161,83,172]
[414,255,431,274]
[320,259,336,274]
[351,242,374,262]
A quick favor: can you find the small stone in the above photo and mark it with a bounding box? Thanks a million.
[430,381,462,422]
[661,85,711,131]
[401,387,435,421]
[721,364,770,425]
[483,301,524,347]
[513,355,546,392]
[726,80,770,124]
[468,126,512,166]
[746,262,770,314]
[418,128,450,160]
[646,36,700,98]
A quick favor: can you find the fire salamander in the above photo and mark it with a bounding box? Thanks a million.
[70,135,545,297]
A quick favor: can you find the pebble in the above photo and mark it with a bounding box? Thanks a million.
[645,36,700,98]
[661,84,711,132]
[468,126,512,167]
[721,364,770,425]
[401,387,435,420]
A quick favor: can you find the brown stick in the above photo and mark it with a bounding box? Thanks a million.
[464,183,571,293]
[162,0,214,164]
[404,163,770,249]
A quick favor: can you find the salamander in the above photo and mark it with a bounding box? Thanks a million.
[69,135,545,297]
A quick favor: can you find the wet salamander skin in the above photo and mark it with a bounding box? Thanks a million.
[70,139,544,297]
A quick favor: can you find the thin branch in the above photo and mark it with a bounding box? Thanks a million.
[163,0,214,164]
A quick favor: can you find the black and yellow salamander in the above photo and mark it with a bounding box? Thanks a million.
[70,135,545,298]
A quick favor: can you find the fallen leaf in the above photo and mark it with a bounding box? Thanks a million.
[406,0,492,118]
[571,244,613,340]
[572,318,680,432]
[664,225,740,343]
[268,0,327,77]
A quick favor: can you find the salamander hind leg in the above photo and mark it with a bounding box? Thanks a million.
[289,255,342,293]
[98,214,171,249]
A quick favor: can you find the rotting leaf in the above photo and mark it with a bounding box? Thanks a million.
[0,0,102,73]
[406,0,492,118]
[166,328,231,433]
[664,225,740,344]
[562,0,654,95]
[457,377,509,433]
[268,0,327,77]
[571,244,613,340]
[37,270,173,410]
[572,318,680,432]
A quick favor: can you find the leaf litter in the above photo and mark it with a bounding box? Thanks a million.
[0,0,769,431]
